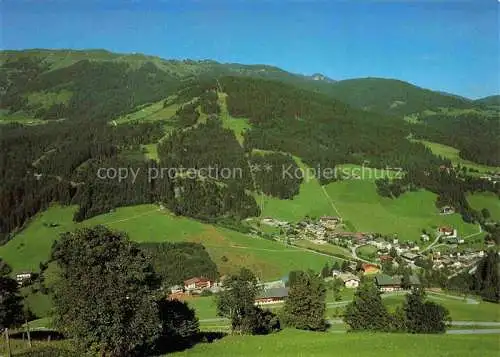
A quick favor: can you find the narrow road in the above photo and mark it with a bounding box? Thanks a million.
[446,329,500,335]
[320,185,343,219]
[450,321,500,326]
[421,233,442,253]
[427,291,479,304]
[463,224,483,239]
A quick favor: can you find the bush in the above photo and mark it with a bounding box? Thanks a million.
[245,307,281,335]
[200,289,213,297]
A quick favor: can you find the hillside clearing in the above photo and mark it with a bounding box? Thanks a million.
[413,139,499,173]
[467,192,500,221]
[0,204,337,280]
[113,100,180,125]
[383,293,500,322]
[218,91,251,145]
[324,180,481,242]
[255,154,337,222]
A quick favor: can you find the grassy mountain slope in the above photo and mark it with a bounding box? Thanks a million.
[0,204,336,279]
[1,49,497,276]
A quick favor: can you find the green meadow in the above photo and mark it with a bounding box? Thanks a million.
[294,240,353,260]
[382,293,500,322]
[467,192,500,221]
[5,329,497,357]
[0,109,47,125]
[113,100,180,125]
[324,179,481,242]
[218,92,251,145]
[141,143,159,160]
[356,245,378,260]
[0,204,336,280]
[256,156,338,222]
[169,329,499,357]
[414,139,499,173]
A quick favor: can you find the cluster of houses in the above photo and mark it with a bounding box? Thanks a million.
[374,274,421,292]
[430,250,486,270]
[479,173,500,184]
[169,276,222,297]
[15,272,32,286]
[264,216,343,241]
[168,275,292,305]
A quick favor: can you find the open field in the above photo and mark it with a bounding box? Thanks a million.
[256,155,338,222]
[294,240,353,260]
[21,288,53,319]
[113,100,180,125]
[251,152,482,243]
[382,293,500,322]
[467,192,500,221]
[356,245,378,260]
[169,329,499,357]
[0,110,48,125]
[218,92,251,145]
[0,204,337,280]
[413,139,499,173]
[324,180,481,242]
[141,143,159,160]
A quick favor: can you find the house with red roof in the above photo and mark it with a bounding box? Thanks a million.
[437,226,457,237]
[361,263,380,274]
[184,277,213,291]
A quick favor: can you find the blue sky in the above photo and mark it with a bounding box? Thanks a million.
[1,0,498,98]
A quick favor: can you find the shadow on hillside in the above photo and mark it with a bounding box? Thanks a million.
[150,331,227,355]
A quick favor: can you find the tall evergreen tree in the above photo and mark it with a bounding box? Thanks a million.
[283,270,327,331]
[0,259,24,331]
[403,288,450,334]
[472,251,499,302]
[343,281,391,331]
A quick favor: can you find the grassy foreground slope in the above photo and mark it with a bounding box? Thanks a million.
[170,329,499,357]
[0,204,335,280]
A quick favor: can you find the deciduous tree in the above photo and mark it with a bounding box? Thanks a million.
[51,226,161,356]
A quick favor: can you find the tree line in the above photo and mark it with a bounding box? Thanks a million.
[220,76,447,184]
[412,111,500,167]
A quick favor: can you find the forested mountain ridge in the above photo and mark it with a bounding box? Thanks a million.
[1,49,492,121]
[320,77,481,116]
[474,95,500,107]
[0,49,498,248]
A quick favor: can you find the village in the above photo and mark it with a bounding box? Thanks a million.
[12,209,489,310]
[165,265,424,306]
[257,212,488,278]
[12,209,489,308]
[156,210,489,306]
